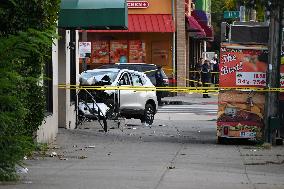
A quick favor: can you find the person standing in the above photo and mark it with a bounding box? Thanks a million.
[201,60,211,98]
[195,58,203,86]
[210,53,219,84]
[155,66,164,106]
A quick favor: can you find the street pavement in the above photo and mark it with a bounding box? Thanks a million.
[1,93,284,189]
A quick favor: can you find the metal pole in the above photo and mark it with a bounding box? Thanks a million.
[264,0,282,144]
[172,0,176,86]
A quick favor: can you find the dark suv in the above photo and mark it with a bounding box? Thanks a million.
[97,63,169,96]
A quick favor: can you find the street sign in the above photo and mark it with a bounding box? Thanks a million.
[224,11,240,19]
[127,1,149,9]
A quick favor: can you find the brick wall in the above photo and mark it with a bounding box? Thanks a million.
[176,0,187,87]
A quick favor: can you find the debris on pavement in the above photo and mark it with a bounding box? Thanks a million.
[86,145,96,148]
[50,152,57,157]
[167,166,175,169]
[16,167,29,174]
[78,156,88,159]
[59,157,68,161]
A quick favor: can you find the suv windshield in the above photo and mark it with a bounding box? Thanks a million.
[80,70,119,83]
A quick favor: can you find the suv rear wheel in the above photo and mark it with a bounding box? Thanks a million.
[140,103,155,125]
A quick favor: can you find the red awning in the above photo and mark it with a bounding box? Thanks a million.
[198,21,214,39]
[191,14,214,40]
[86,14,175,33]
[186,15,206,38]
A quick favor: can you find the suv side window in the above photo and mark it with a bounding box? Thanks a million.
[131,74,143,86]
[119,73,131,85]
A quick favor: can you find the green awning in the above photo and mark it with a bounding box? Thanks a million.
[59,0,128,30]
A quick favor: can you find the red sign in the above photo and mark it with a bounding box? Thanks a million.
[219,44,268,87]
[127,1,149,8]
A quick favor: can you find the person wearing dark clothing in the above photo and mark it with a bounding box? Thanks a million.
[195,58,203,87]
[155,67,164,106]
[201,60,211,98]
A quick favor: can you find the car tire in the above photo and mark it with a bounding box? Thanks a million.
[141,103,155,125]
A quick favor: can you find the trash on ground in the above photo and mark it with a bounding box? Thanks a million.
[73,145,78,148]
[133,127,137,130]
[23,181,32,184]
[50,152,57,157]
[78,156,87,159]
[167,166,175,169]
[159,124,167,127]
[16,167,29,174]
[23,156,28,160]
[59,157,68,160]
[86,145,96,148]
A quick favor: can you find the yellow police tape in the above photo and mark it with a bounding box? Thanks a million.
[58,84,284,93]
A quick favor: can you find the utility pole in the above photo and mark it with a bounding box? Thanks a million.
[264,0,283,144]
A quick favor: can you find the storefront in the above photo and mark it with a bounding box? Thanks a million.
[80,0,175,77]
[185,0,214,86]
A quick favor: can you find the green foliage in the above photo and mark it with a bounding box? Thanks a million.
[211,0,227,51]
[0,0,59,181]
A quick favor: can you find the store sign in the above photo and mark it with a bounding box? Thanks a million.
[79,42,91,58]
[219,44,268,87]
[127,1,149,8]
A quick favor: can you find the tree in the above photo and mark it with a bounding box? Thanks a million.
[0,0,59,181]
[211,0,226,51]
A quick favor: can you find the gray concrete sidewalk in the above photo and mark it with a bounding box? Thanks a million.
[162,93,218,104]
[1,119,284,189]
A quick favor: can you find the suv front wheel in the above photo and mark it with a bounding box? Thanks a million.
[140,103,155,125]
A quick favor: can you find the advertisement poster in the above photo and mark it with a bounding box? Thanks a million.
[92,41,109,64]
[110,40,128,63]
[219,44,268,87]
[79,42,92,58]
[217,91,264,139]
[129,40,146,63]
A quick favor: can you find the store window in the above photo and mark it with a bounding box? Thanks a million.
[92,40,109,63]
[110,40,128,63]
[89,40,146,64]
[129,40,146,63]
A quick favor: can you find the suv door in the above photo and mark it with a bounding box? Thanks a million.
[118,72,137,110]
[131,73,147,110]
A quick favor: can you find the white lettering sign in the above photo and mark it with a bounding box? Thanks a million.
[79,42,91,58]
[127,1,149,8]
[236,72,266,86]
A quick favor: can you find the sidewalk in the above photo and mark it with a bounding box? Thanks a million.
[162,93,218,104]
